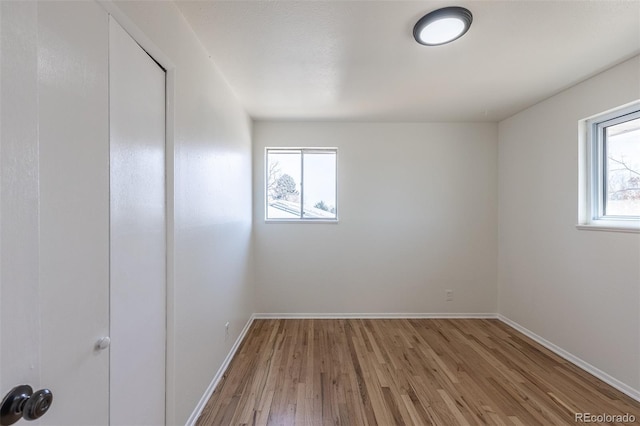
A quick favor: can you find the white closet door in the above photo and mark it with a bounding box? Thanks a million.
[109,17,166,426]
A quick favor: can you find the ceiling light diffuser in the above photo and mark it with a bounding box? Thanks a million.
[413,7,473,46]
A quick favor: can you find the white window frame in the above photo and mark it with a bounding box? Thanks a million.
[578,101,640,233]
[264,147,338,223]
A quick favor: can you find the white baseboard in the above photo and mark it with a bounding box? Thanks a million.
[497,314,640,402]
[253,312,498,319]
[185,314,256,426]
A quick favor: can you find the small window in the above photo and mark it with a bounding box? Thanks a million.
[582,102,640,230]
[265,148,337,221]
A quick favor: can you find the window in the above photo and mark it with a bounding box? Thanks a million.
[580,102,640,231]
[265,148,337,221]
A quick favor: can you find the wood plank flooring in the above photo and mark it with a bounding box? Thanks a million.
[196,319,640,425]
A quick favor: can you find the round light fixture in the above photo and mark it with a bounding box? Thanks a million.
[413,7,473,46]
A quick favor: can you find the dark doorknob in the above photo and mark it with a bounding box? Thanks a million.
[0,385,53,426]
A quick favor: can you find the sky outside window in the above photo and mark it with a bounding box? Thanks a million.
[605,117,640,217]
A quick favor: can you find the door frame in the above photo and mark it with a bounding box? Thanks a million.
[95,2,177,423]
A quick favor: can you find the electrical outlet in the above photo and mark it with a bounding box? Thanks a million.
[446,289,454,302]
[225,322,230,341]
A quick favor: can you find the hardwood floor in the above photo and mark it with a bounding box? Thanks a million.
[196,319,640,425]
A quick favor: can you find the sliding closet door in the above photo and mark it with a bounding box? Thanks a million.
[109,17,166,425]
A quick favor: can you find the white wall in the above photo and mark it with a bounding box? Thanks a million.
[253,122,497,314]
[110,2,254,423]
[498,55,640,394]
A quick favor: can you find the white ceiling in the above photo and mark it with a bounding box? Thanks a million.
[176,1,640,122]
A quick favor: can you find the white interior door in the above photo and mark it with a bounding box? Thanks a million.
[2,2,111,425]
[109,17,166,426]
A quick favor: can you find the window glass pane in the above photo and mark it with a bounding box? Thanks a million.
[302,151,337,219]
[266,150,302,219]
[605,117,640,216]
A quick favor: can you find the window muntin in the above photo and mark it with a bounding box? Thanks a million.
[266,148,337,221]
[585,103,640,228]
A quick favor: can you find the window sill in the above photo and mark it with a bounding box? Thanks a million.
[265,219,339,224]
[576,222,640,234]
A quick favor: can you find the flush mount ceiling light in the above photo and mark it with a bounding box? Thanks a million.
[413,6,473,46]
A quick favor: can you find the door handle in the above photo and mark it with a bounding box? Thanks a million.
[0,385,53,426]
